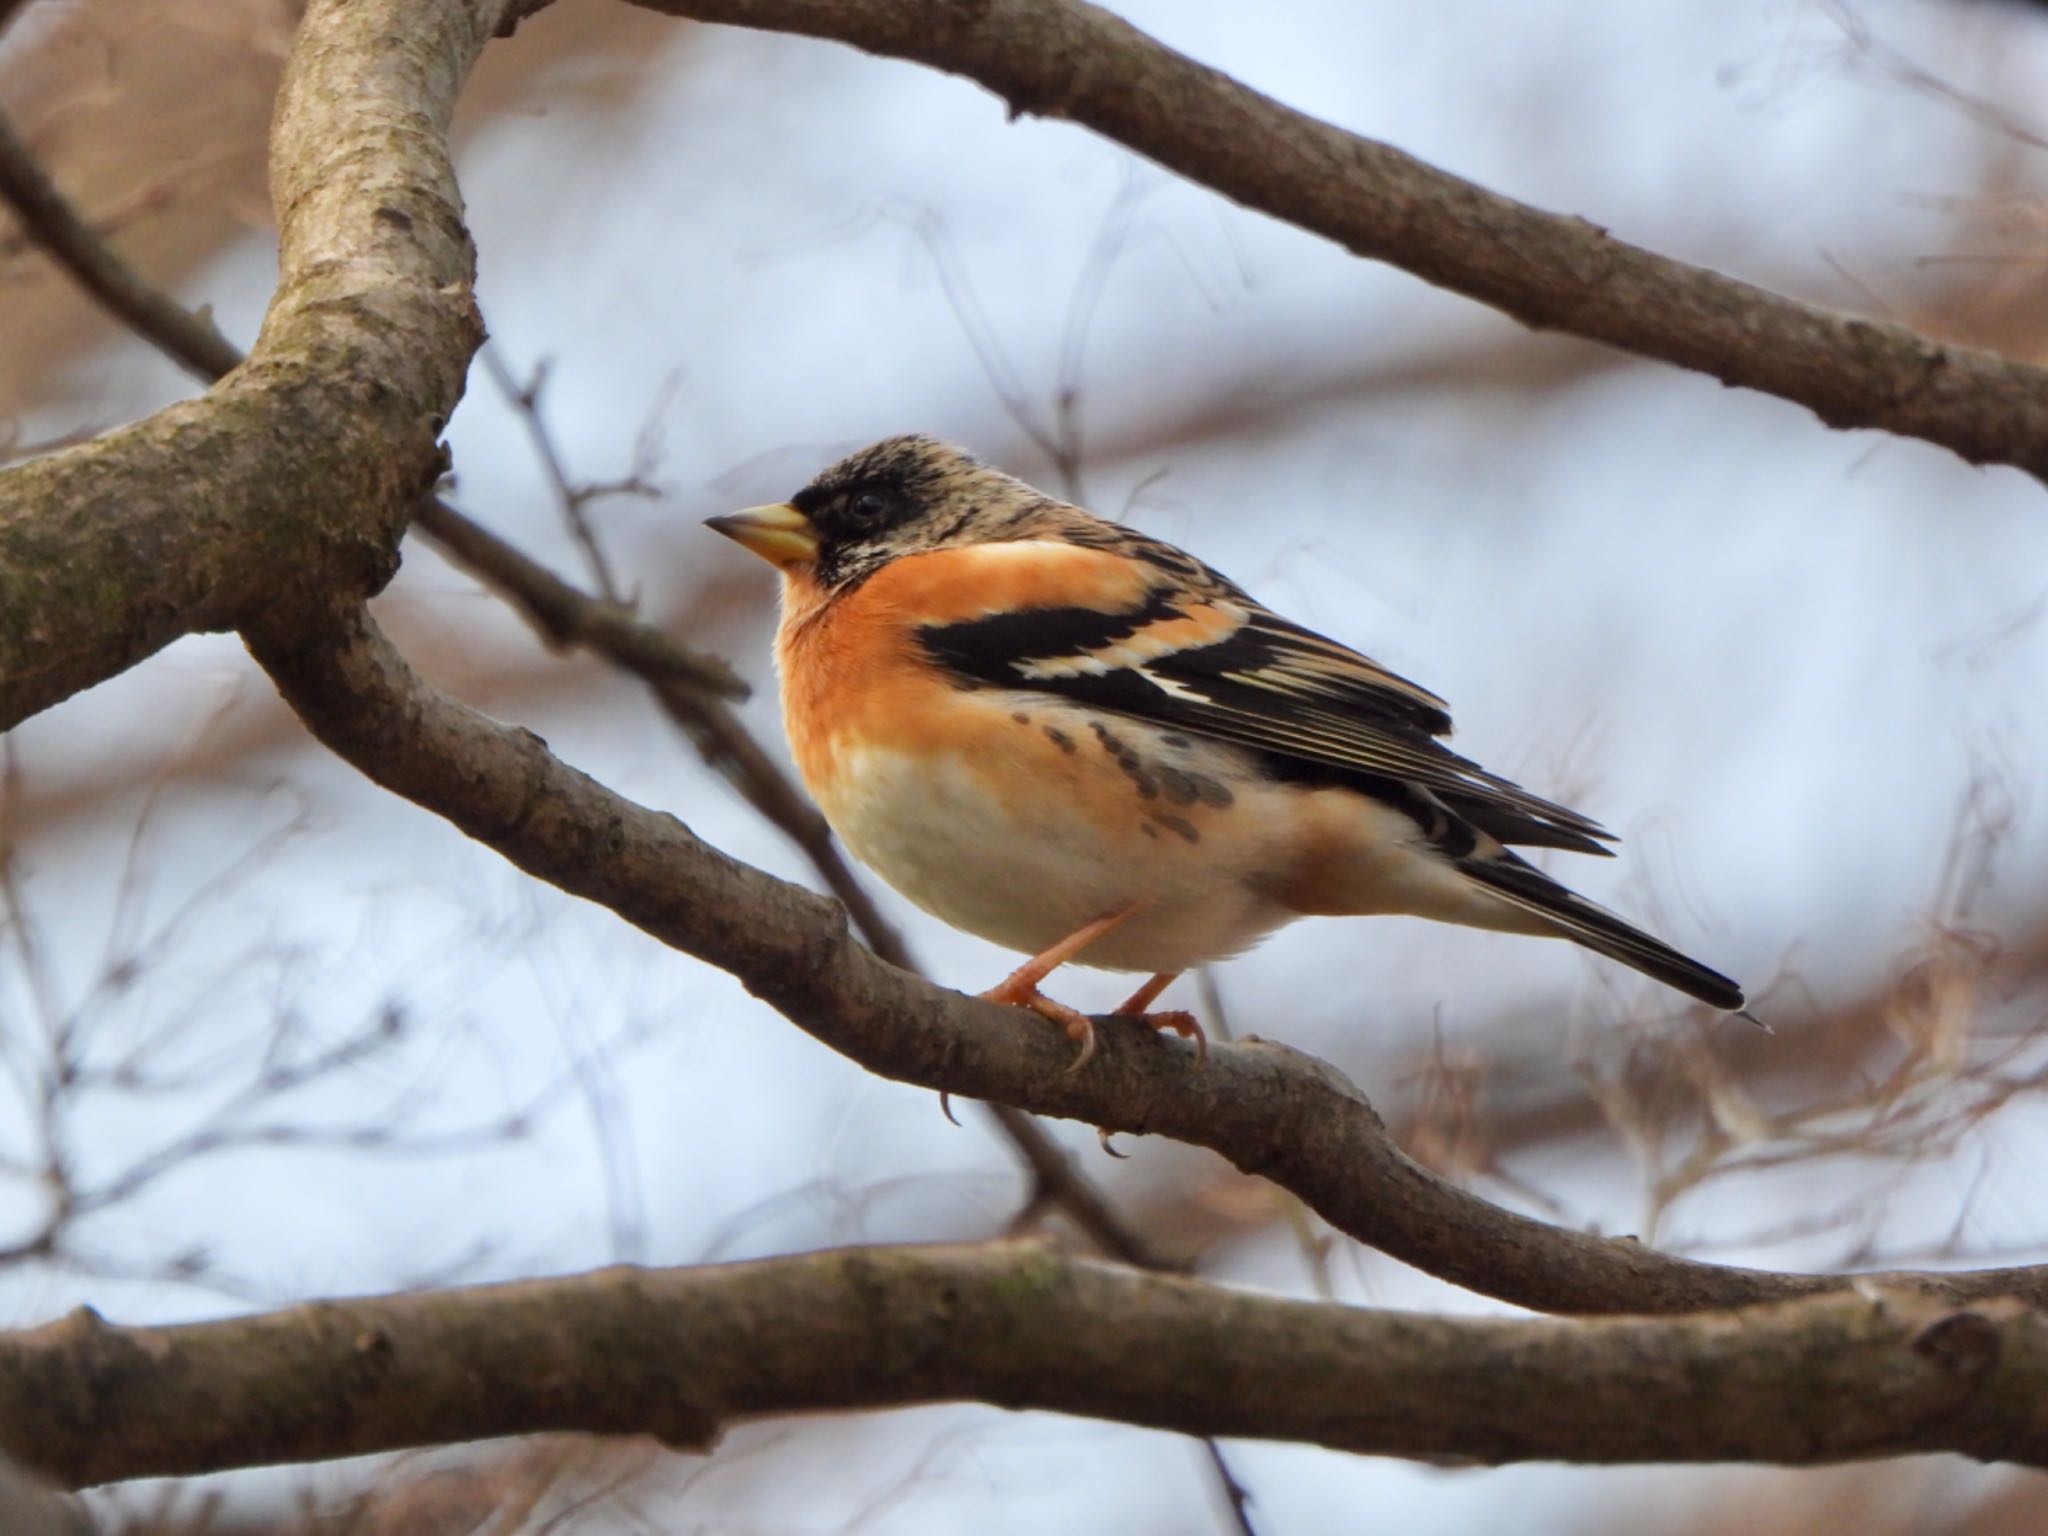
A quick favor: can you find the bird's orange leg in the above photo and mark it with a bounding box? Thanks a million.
[1112,970,1206,1062]
[980,903,1142,1070]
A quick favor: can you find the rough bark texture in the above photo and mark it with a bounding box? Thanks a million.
[7,1244,2048,1489]
[0,0,503,731]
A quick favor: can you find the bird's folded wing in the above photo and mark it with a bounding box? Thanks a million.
[914,542,1614,850]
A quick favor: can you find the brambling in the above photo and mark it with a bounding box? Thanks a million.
[709,435,1746,1065]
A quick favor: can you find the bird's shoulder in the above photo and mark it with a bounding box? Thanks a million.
[855,515,1456,742]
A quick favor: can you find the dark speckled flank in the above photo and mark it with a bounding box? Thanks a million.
[1089,720,1156,800]
[1157,764,1234,810]
[1083,719,1226,843]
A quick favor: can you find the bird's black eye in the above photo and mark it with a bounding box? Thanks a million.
[848,489,889,521]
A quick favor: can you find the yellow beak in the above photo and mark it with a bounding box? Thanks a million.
[705,502,819,568]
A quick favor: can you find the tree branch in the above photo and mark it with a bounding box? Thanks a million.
[412,500,747,698]
[0,111,241,384]
[241,603,2048,1318]
[8,1242,2047,1489]
[0,0,508,732]
[625,0,2048,485]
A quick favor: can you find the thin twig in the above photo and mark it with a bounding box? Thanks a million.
[479,350,631,602]
[413,500,746,697]
[0,0,492,732]
[247,603,2048,1318]
[469,337,1189,1275]
[0,107,240,382]
[455,359,918,967]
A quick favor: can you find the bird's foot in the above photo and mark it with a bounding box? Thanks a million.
[980,975,1098,1071]
[1134,1007,1206,1062]
[1109,973,1204,1062]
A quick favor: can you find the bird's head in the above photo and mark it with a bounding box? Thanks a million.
[707,434,1056,591]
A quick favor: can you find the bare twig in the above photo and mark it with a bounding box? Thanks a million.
[13,0,2048,735]
[0,86,1180,1313]
[0,0,497,731]
[11,0,2048,1501]
[1822,1,2048,155]
[412,500,745,697]
[0,752,584,1295]
[479,350,635,601]
[1401,767,2048,1262]
[0,107,239,381]
[17,0,2048,1326]
[0,88,745,712]
[453,359,916,972]
[466,348,1183,1276]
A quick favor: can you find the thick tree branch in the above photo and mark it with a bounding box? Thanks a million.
[242,604,2048,1318]
[0,0,508,731]
[626,0,2048,485]
[8,1242,2048,1488]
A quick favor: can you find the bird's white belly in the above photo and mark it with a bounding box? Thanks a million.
[818,729,1295,974]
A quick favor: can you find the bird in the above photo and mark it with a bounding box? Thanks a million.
[708,434,1748,1066]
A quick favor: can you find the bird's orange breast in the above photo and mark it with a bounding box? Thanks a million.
[773,541,1160,800]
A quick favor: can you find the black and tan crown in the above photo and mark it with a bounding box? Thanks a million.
[707,434,1096,590]
[709,434,1232,592]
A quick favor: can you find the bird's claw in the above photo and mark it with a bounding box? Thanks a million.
[1139,1008,1207,1062]
[979,981,1098,1071]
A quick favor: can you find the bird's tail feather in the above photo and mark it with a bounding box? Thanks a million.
[1457,854,1745,1011]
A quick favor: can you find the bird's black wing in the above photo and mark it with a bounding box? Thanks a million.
[917,545,1615,854]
